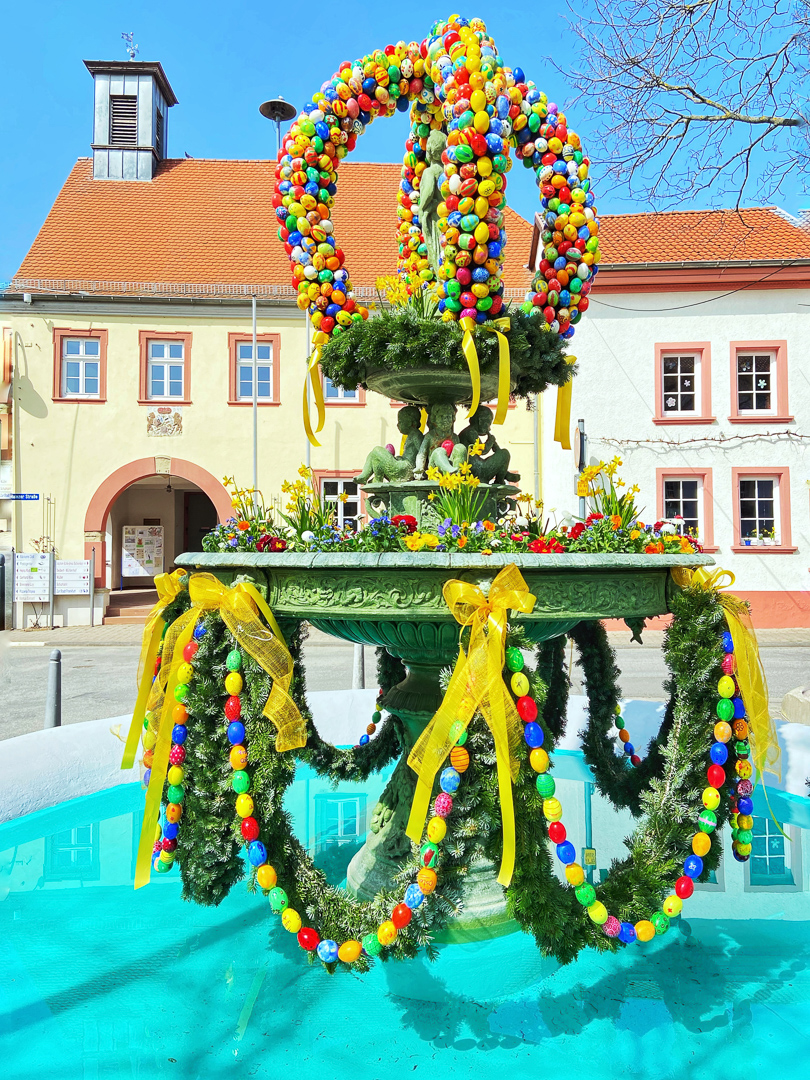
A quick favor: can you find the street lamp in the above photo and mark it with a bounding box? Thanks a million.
[259,95,297,159]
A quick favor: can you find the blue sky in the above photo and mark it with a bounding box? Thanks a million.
[1,1,804,281]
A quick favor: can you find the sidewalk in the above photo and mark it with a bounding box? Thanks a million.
[3,624,808,649]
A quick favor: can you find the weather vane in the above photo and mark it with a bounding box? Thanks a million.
[122,31,139,61]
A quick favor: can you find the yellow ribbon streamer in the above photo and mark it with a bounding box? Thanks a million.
[480,317,511,425]
[554,355,577,450]
[459,316,481,420]
[406,564,536,886]
[303,347,326,448]
[133,573,307,889]
[121,569,188,771]
[670,566,781,783]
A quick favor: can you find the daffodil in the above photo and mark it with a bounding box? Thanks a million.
[426,466,441,481]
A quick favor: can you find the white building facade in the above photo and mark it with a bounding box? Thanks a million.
[536,208,810,628]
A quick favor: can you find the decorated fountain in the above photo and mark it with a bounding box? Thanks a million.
[125,15,780,970]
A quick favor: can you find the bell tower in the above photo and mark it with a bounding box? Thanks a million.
[84,59,178,180]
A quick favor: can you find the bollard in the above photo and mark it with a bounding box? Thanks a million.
[45,649,62,728]
[352,643,365,690]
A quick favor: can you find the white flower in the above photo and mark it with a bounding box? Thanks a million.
[660,522,677,534]
[491,538,502,547]
[301,530,315,542]
[515,515,529,528]
[665,397,676,408]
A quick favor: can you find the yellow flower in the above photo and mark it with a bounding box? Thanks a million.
[426,466,441,481]
[231,498,240,508]
[428,492,436,501]
[630,529,640,540]
[457,536,468,548]
[468,440,485,457]
[459,462,472,475]
[482,548,492,555]
[338,492,349,503]
[298,464,311,478]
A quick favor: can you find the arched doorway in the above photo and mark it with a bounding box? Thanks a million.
[84,457,231,595]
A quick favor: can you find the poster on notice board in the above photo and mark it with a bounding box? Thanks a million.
[122,526,164,577]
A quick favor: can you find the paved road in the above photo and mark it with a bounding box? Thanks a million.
[1,626,807,742]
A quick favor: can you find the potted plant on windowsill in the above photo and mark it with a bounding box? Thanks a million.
[762,527,778,547]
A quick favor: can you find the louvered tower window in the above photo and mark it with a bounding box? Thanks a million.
[109,95,138,146]
[155,109,164,158]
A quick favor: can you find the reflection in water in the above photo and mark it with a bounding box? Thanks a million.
[2,782,810,1077]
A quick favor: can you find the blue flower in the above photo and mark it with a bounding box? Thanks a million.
[451,525,461,539]
[229,538,239,547]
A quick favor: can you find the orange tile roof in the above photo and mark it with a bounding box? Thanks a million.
[14,158,534,295]
[597,206,810,265]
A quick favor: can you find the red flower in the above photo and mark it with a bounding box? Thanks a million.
[653,521,664,531]
[569,522,585,540]
[528,538,548,553]
[257,534,287,552]
[392,514,418,534]
[585,513,604,525]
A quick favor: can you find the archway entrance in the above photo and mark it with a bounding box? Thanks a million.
[84,457,231,616]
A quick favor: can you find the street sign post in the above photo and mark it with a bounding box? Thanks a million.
[5,493,40,501]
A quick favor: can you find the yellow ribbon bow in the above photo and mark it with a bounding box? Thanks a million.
[121,568,189,772]
[133,572,307,889]
[459,316,511,425]
[303,347,327,448]
[670,566,780,782]
[553,355,577,450]
[406,564,536,886]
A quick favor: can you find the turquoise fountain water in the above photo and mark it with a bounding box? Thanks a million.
[2,775,809,1079]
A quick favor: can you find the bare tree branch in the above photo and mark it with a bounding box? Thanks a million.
[563,0,810,207]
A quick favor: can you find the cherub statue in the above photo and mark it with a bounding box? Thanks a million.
[417,129,448,276]
[455,405,520,485]
[415,402,459,476]
[356,405,423,483]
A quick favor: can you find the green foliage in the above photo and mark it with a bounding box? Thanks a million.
[319,304,573,400]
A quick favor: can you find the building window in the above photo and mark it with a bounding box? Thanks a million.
[736,351,774,413]
[62,338,100,396]
[732,467,794,551]
[52,328,108,402]
[662,354,699,414]
[654,342,713,424]
[663,477,700,535]
[323,373,365,405]
[148,341,185,399]
[227,333,280,405]
[109,95,138,146]
[656,468,715,550]
[322,477,360,530]
[747,816,800,888]
[237,343,273,400]
[729,341,791,422]
[314,793,367,852]
[44,823,101,882]
[325,376,357,402]
[138,332,192,404]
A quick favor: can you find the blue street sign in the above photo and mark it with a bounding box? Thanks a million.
[5,494,40,500]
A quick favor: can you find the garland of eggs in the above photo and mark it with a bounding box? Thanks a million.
[274,13,599,357]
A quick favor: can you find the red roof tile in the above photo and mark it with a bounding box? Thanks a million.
[597,207,810,265]
[14,158,533,295]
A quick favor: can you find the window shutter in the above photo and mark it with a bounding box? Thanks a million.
[155,110,164,158]
[109,95,138,146]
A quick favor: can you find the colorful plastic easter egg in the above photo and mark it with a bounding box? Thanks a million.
[225,671,244,696]
[702,787,720,811]
[232,770,250,794]
[417,867,437,894]
[635,920,656,942]
[715,697,734,721]
[362,932,382,957]
[377,920,397,947]
[440,766,461,793]
[449,746,470,773]
[651,910,670,935]
[717,675,735,698]
[505,647,524,672]
[338,940,362,963]
[269,886,289,913]
[530,747,549,773]
[230,745,248,770]
[226,649,242,672]
[176,662,194,685]
[713,721,732,743]
[317,939,339,963]
[575,882,596,906]
[427,817,447,843]
[536,774,555,798]
[256,864,277,889]
[698,809,717,833]
[524,722,544,748]
[404,883,424,909]
[420,842,439,869]
[392,903,412,929]
[166,802,183,824]
[297,927,320,951]
[235,793,254,818]
[241,816,259,841]
[516,696,538,722]
[618,922,637,944]
[587,901,607,925]
[543,797,563,821]
[565,863,585,886]
[510,671,530,697]
[662,895,682,917]
[227,721,245,745]
[434,793,453,818]
[675,875,694,900]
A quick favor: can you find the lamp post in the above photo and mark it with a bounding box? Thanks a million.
[257,96,297,512]
[259,96,297,159]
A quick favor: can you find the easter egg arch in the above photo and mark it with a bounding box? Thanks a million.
[274,14,599,369]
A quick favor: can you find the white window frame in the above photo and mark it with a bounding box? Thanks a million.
[61,338,101,397]
[738,474,780,545]
[661,352,701,417]
[662,476,703,538]
[236,342,273,402]
[745,818,802,891]
[321,477,360,530]
[324,375,358,402]
[147,340,185,401]
[735,350,777,416]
